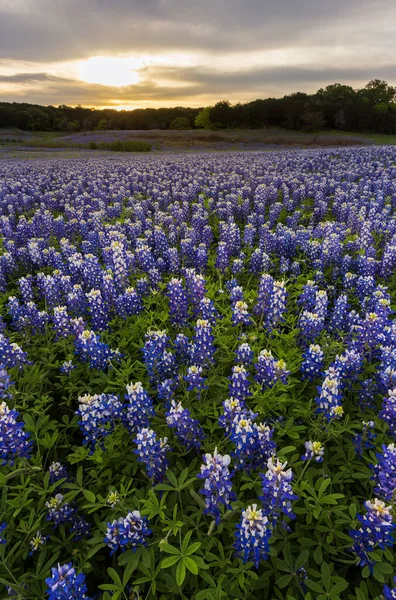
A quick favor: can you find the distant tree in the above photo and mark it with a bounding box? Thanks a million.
[300,110,325,132]
[363,79,396,105]
[67,120,80,132]
[96,118,108,130]
[54,117,68,131]
[210,101,233,128]
[194,107,212,129]
[169,117,191,130]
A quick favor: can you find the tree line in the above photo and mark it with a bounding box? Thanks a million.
[0,79,395,134]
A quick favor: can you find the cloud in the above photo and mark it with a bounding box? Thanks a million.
[0,0,395,61]
[1,63,396,109]
[0,0,396,107]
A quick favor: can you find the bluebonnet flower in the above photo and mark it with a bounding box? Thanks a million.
[230,415,275,471]
[232,300,251,326]
[298,310,325,344]
[115,286,143,318]
[235,342,253,366]
[45,562,91,600]
[260,457,298,524]
[234,504,271,568]
[141,330,168,384]
[330,293,349,333]
[218,398,247,434]
[190,319,215,366]
[76,393,123,450]
[0,400,32,465]
[108,240,128,286]
[134,428,171,483]
[104,510,151,555]
[29,531,48,553]
[332,349,363,383]
[184,365,207,392]
[184,269,207,315]
[199,297,221,325]
[0,334,31,369]
[383,576,396,600]
[60,360,75,375]
[0,366,13,400]
[349,498,395,570]
[157,376,180,404]
[166,400,205,450]
[156,349,178,380]
[255,350,276,387]
[315,372,343,420]
[49,462,69,485]
[372,443,396,502]
[197,448,235,524]
[53,306,73,339]
[269,280,287,332]
[301,344,324,380]
[136,276,151,297]
[46,494,76,528]
[301,441,324,462]
[123,382,155,434]
[357,378,378,410]
[106,490,120,507]
[274,359,290,385]
[254,273,274,318]
[297,280,318,310]
[255,350,289,388]
[353,421,376,458]
[229,365,251,400]
[86,289,109,331]
[215,241,230,272]
[70,516,91,541]
[74,329,122,370]
[0,521,6,544]
[167,278,189,327]
[379,388,396,437]
[174,333,191,365]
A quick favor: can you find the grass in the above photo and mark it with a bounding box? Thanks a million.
[24,138,152,152]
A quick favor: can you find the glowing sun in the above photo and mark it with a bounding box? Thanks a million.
[77,56,140,87]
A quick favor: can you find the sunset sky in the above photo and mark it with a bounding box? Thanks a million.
[0,0,395,109]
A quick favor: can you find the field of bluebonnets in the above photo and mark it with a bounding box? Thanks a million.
[0,147,396,600]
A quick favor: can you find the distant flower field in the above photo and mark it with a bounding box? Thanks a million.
[0,148,395,599]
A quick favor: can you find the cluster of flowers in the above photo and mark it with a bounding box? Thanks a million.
[2,147,396,593]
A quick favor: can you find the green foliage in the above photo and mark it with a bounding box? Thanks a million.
[195,107,212,129]
[169,117,191,130]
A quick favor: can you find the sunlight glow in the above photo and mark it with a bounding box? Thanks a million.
[77,56,141,87]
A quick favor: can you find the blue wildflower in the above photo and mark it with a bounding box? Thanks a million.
[197,448,235,524]
[45,562,91,600]
[234,504,271,568]
[104,510,151,555]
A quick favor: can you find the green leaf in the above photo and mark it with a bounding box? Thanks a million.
[107,568,122,587]
[331,580,349,594]
[321,562,331,591]
[182,530,193,553]
[374,562,394,574]
[276,574,293,589]
[294,550,310,571]
[82,489,96,503]
[185,542,201,556]
[176,560,186,586]
[305,580,325,594]
[184,557,199,574]
[160,542,180,555]
[161,556,180,569]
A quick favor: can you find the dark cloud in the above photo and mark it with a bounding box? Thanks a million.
[1,63,396,108]
[0,0,395,60]
[0,0,395,105]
